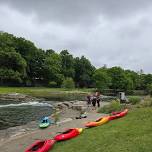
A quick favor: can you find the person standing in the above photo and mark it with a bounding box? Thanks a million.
[95,91,101,108]
[91,94,97,109]
[86,94,92,106]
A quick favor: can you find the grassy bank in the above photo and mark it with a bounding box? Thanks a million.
[0,87,93,101]
[51,107,152,152]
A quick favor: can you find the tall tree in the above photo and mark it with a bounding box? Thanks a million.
[93,67,111,91]
[60,50,75,78]
[43,52,64,86]
[124,70,139,90]
[108,67,127,91]
[74,56,95,87]
[28,49,46,83]
[0,48,27,84]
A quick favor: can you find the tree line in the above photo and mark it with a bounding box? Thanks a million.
[0,32,152,93]
[93,67,152,94]
[0,32,95,87]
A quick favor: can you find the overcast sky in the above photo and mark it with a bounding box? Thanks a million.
[0,0,152,73]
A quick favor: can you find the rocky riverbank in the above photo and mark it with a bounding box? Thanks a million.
[0,93,43,103]
[0,92,111,147]
[0,95,109,143]
[0,100,90,141]
[0,105,108,152]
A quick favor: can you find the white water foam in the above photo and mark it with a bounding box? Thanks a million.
[0,101,52,108]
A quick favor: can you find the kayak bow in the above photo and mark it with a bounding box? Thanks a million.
[25,139,55,152]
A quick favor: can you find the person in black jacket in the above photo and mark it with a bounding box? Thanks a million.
[95,91,101,108]
[86,94,92,106]
[92,95,97,109]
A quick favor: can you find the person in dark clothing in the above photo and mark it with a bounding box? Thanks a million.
[96,97,100,107]
[95,91,101,108]
[92,96,96,107]
[86,94,92,106]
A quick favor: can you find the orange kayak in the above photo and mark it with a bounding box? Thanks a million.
[85,116,110,127]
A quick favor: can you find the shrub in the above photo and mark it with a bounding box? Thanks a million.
[61,77,75,89]
[146,83,152,95]
[140,97,152,107]
[128,96,141,105]
[48,81,57,87]
[98,100,124,114]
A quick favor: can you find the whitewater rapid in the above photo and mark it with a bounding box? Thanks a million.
[0,101,53,108]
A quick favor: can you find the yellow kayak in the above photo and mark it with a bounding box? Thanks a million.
[85,116,110,127]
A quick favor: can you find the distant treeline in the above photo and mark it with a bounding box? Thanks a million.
[0,32,152,93]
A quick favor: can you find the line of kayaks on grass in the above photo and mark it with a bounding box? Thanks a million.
[25,109,128,152]
[85,109,128,127]
[25,128,83,152]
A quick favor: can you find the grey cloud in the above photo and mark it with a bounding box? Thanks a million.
[0,1,152,73]
[1,0,152,25]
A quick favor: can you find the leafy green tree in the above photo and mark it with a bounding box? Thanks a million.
[74,56,95,87]
[28,49,45,82]
[144,74,152,89]
[0,68,22,84]
[48,81,57,87]
[2,31,152,90]
[93,68,111,91]
[108,67,127,91]
[62,77,75,88]
[125,70,139,90]
[60,50,75,78]
[0,32,40,85]
[136,74,146,90]
[124,76,134,91]
[146,83,152,95]
[43,52,64,86]
[0,48,27,84]
[0,48,26,72]
[14,37,40,82]
[0,32,16,49]
[46,49,55,55]
[14,37,38,60]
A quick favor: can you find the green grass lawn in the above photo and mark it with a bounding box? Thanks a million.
[51,107,152,152]
[0,87,93,100]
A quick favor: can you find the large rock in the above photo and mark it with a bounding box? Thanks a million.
[62,102,73,108]
[72,101,87,112]
[54,100,88,112]
[72,105,87,111]
[54,103,68,109]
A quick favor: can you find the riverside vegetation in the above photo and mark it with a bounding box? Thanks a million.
[1,32,152,96]
[1,31,152,152]
[0,87,93,101]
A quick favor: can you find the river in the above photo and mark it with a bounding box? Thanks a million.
[0,100,53,130]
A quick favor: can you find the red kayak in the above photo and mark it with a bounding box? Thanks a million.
[111,111,122,115]
[54,128,83,141]
[25,139,55,152]
[109,109,128,121]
